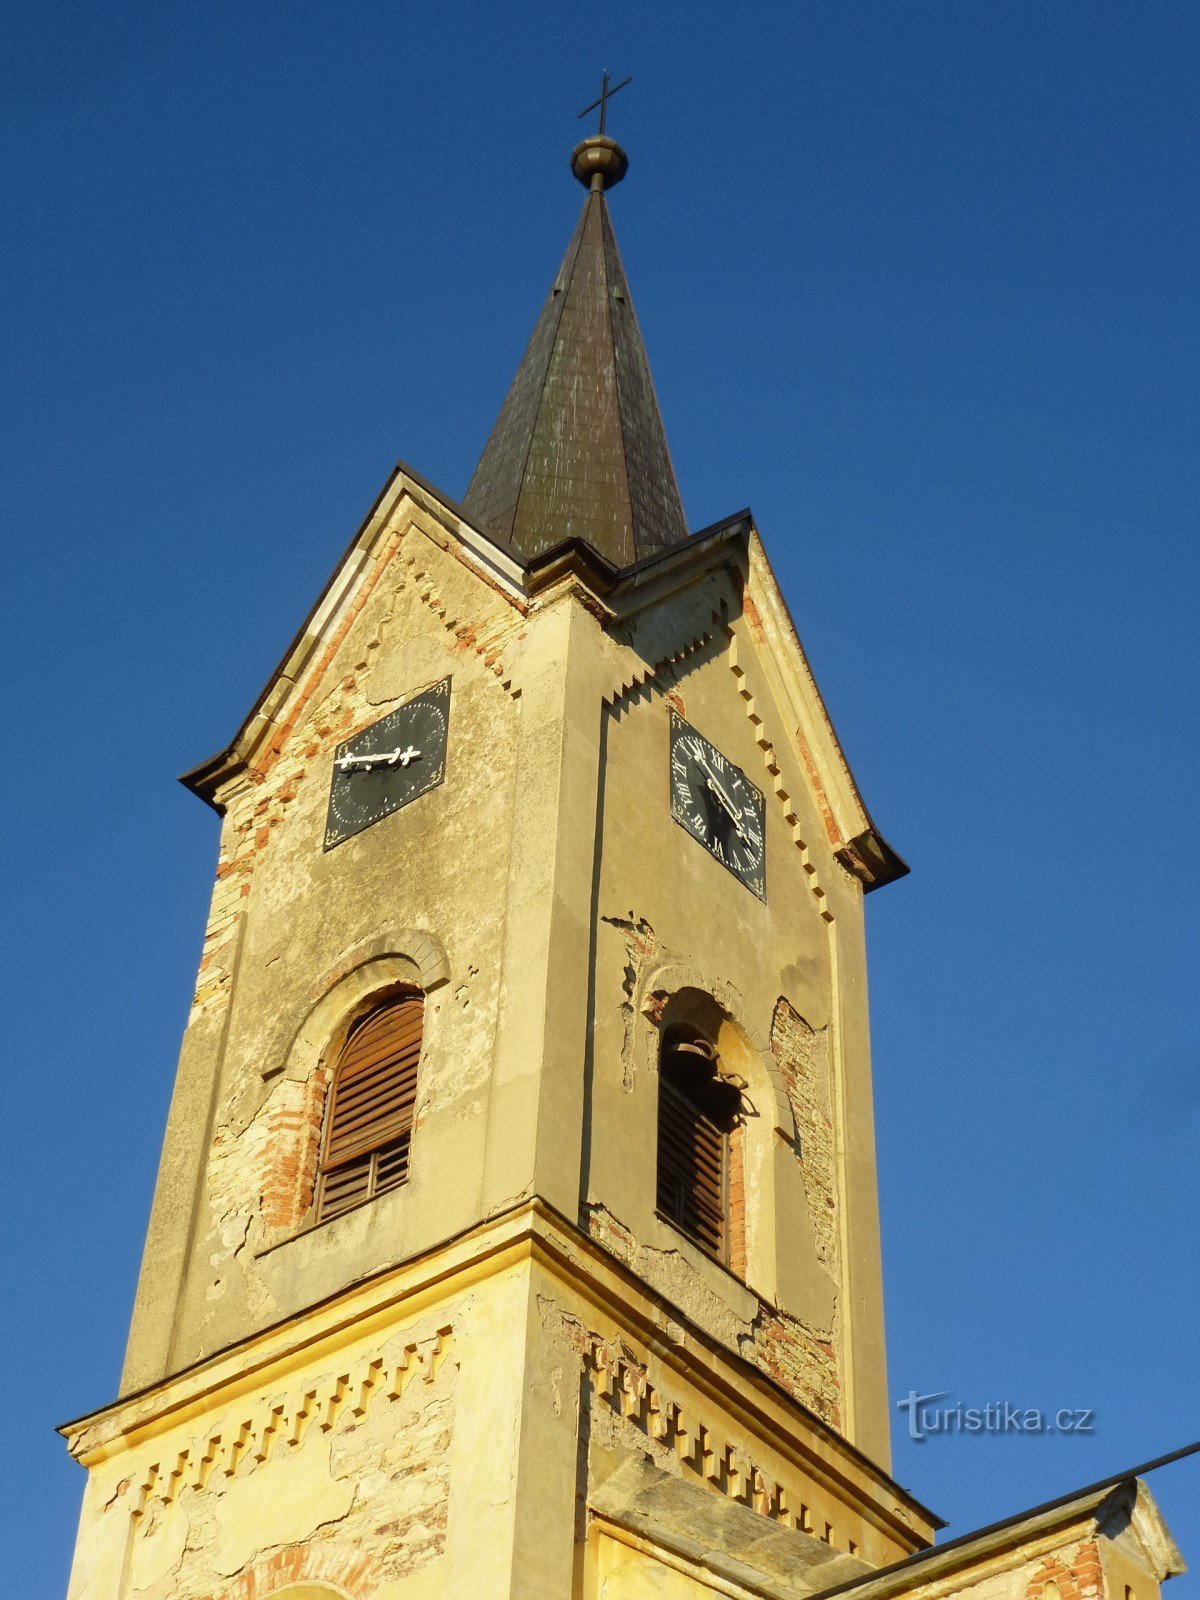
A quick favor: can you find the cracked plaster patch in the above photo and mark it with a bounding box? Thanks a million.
[122,1326,453,1599]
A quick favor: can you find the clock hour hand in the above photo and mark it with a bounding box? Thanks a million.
[692,747,735,811]
[706,778,748,841]
[336,745,421,774]
[692,750,747,838]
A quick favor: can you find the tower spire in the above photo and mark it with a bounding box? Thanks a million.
[462,127,688,569]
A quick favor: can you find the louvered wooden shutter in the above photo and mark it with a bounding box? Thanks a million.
[656,1073,729,1260]
[316,994,423,1222]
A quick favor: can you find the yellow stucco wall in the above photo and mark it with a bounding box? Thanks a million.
[67,477,930,1595]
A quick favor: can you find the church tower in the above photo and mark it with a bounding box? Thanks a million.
[61,127,1185,1600]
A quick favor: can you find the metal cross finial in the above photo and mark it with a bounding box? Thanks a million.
[577,71,632,136]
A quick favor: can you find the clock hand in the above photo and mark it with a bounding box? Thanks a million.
[688,742,751,840]
[703,776,749,840]
[692,747,740,814]
[690,745,749,834]
[336,745,422,773]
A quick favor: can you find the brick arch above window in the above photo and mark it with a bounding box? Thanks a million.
[253,938,448,1238]
[635,957,797,1145]
[265,1587,355,1600]
[264,933,450,1086]
[220,1542,378,1599]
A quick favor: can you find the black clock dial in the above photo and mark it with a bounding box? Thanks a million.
[324,678,450,850]
[669,711,766,899]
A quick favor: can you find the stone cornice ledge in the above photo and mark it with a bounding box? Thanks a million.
[60,1199,544,1462]
[58,1198,935,1557]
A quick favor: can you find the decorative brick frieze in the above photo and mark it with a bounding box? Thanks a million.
[401,542,523,699]
[606,609,730,714]
[572,1325,853,1551]
[727,624,834,921]
[132,1325,452,1518]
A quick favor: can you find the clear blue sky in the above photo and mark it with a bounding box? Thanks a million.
[3,3,1197,1595]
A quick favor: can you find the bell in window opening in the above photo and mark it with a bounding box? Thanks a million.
[655,1027,742,1264]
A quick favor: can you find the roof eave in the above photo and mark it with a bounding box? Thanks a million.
[522,508,752,606]
[741,526,908,894]
[180,461,529,813]
[816,1475,1185,1600]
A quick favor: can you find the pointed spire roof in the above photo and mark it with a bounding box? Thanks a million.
[462,136,689,570]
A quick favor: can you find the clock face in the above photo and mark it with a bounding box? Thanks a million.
[324,678,451,850]
[669,711,766,899]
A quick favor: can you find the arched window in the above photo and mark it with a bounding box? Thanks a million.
[316,992,424,1222]
[656,1027,741,1263]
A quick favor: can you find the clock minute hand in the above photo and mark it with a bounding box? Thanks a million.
[692,748,736,810]
[337,745,422,773]
[690,746,744,827]
[688,742,750,841]
[693,752,746,832]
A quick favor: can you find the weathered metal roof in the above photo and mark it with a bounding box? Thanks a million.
[462,180,689,569]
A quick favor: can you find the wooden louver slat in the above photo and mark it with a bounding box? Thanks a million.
[656,1070,730,1261]
[316,994,423,1222]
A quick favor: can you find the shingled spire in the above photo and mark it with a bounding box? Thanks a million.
[462,135,689,569]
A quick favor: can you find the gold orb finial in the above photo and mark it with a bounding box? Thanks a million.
[571,135,629,192]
